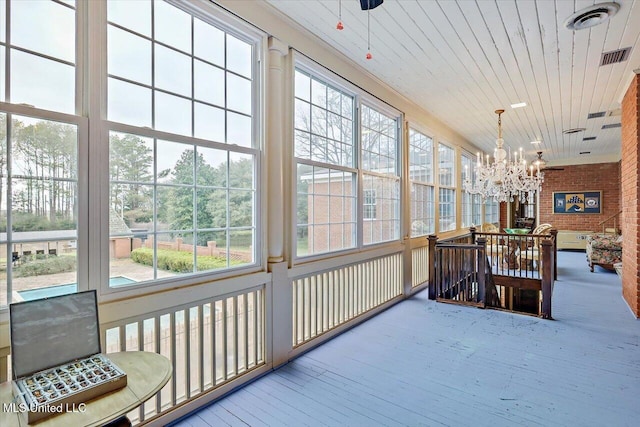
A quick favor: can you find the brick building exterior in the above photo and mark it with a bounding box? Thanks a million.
[306,177,399,253]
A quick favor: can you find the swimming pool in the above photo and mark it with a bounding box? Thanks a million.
[17,276,136,301]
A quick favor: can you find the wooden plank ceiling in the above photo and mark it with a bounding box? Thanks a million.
[264,0,640,166]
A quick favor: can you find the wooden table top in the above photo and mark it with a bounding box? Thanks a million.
[0,351,172,427]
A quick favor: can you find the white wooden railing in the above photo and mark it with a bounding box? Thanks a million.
[101,286,265,424]
[0,237,440,425]
[292,252,403,347]
[411,245,430,288]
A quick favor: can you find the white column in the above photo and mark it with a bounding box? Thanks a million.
[266,37,289,263]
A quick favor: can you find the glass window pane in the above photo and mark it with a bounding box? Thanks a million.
[227,112,251,147]
[155,0,191,53]
[108,0,151,37]
[226,34,252,78]
[196,188,226,229]
[109,132,154,183]
[226,73,251,115]
[108,78,152,127]
[109,182,153,235]
[194,102,225,143]
[439,188,456,232]
[155,44,191,96]
[342,94,353,120]
[229,229,253,266]
[311,78,326,107]
[10,238,78,302]
[410,183,434,237]
[157,141,193,184]
[409,129,433,184]
[197,146,226,187]
[295,70,310,102]
[294,130,310,160]
[108,25,152,85]
[229,190,253,227]
[295,99,311,133]
[194,60,224,106]
[156,186,194,232]
[229,152,254,189]
[11,0,75,63]
[194,18,224,67]
[0,49,5,102]
[0,0,5,43]
[311,106,327,137]
[155,91,191,136]
[361,105,398,175]
[11,50,75,114]
[7,116,78,304]
[438,143,455,187]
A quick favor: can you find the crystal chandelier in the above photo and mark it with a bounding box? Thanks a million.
[463,109,544,203]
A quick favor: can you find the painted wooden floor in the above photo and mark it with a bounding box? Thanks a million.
[172,251,639,427]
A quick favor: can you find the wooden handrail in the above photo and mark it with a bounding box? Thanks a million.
[598,210,622,233]
[598,210,622,226]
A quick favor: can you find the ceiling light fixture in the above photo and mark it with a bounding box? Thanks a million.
[530,140,542,144]
[564,2,620,30]
[510,102,527,109]
[463,109,543,203]
[336,0,344,30]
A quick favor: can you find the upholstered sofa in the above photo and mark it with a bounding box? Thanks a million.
[586,233,622,272]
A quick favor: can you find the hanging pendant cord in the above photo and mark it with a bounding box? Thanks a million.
[367,8,371,50]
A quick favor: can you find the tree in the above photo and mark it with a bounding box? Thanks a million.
[164,149,218,246]
[109,133,153,225]
[10,117,77,228]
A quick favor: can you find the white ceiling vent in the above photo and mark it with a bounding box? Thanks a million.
[563,128,586,135]
[600,47,631,66]
[564,2,620,31]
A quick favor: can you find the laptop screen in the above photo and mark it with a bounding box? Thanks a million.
[10,290,101,378]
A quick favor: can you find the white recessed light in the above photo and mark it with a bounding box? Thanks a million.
[511,102,527,109]
[530,140,542,144]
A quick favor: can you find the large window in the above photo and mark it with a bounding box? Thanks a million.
[409,128,434,237]
[438,143,456,232]
[294,69,356,256]
[106,1,259,286]
[294,65,400,257]
[461,153,482,228]
[1,0,81,307]
[361,104,400,245]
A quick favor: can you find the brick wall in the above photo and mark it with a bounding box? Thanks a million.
[621,73,640,317]
[538,163,621,232]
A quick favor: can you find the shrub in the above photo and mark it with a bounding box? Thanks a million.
[13,256,76,277]
[131,248,232,273]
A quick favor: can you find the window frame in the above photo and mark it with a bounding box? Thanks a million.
[461,151,482,228]
[408,126,435,237]
[98,0,266,298]
[437,141,456,233]
[292,56,402,263]
[0,103,90,307]
[359,99,402,247]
